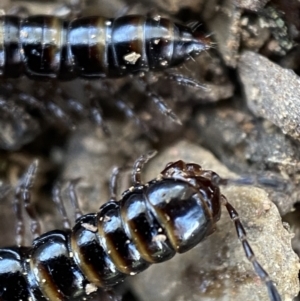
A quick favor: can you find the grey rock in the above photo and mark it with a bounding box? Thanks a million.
[235,0,269,11]
[0,105,40,150]
[125,0,206,14]
[60,121,151,217]
[238,51,300,141]
[193,105,300,215]
[203,0,242,67]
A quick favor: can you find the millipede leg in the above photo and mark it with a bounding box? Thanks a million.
[64,96,85,114]
[131,151,157,185]
[189,21,202,32]
[0,184,11,200]
[52,183,71,230]
[55,88,85,116]
[89,98,110,136]
[14,161,41,245]
[109,167,122,202]
[67,179,83,220]
[137,77,182,125]
[46,100,76,129]
[164,73,207,90]
[57,88,110,134]
[17,92,49,117]
[115,98,157,141]
[14,179,25,247]
[94,80,157,140]
[17,91,72,131]
[221,195,282,301]
[19,90,75,129]
[211,173,289,192]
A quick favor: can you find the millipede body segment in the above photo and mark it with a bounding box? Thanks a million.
[0,156,282,301]
[0,14,210,80]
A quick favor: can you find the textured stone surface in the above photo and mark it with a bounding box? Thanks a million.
[0,106,40,150]
[238,51,300,141]
[235,0,269,11]
[127,0,206,14]
[193,105,300,216]
[60,121,151,219]
[203,0,242,67]
[128,141,299,301]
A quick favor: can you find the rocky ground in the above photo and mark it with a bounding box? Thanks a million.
[0,0,300,300]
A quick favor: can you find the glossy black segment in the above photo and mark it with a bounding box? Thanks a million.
[0,248,31,301]
[172,23,206,64]
[242,238,254,258]
[72,214,126,287]
[57,20,77,80]
[1,16,23,77]
[145,17,173,70]
[69,16,108,77]
[31,230,86,300]
[235,220,246,238]
[267,281,282,301]
[0,14,210,79]
[111,15,147,74]
[146,179,212,253]
[98,202,149,274]
[20,16,62,78]
[121,189,175,263]
[252,261,269,279]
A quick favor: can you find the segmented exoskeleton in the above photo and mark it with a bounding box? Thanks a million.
[0,153,281,301]
[0,14,210,79]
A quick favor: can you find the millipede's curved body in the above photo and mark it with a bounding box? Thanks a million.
[0,14,210,80]
[0,158,281,301]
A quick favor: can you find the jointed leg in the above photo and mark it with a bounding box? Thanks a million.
[67,179,83,221]
[14,161,41,246]
[136,77,182,125]
[89,97,110,136]
[115,98,157,141]
[165,73,207,90]
[131,151,157,185]
[52,183,71,230]
[211,173,289,192]
[221,195,281,301]
[46,101,75,129]
[109,167,122,202]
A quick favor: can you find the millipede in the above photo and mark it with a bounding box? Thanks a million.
[0,14,210,79]
[0,152,282,301]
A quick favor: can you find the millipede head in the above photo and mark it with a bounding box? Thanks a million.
[161,160,222,225]
[160,160,283,301]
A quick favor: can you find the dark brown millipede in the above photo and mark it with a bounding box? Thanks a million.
[0,152,281,301]
[0,14,210,80]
